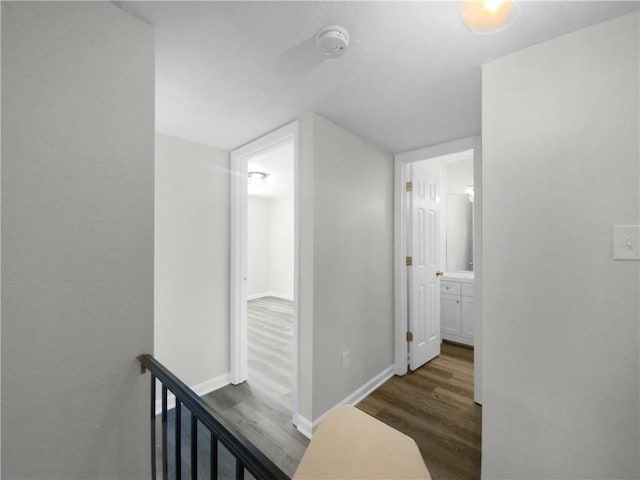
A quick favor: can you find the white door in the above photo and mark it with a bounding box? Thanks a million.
[408,164,441,370]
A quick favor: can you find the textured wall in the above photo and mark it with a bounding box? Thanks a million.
[248,196,271,296]
[311,115,394,419]
[482,12,639,479]
[268,194,294,298]
[2,2,154,477]
[155,133,230,387]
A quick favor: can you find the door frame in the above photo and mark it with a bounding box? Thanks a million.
[394,136,482,403]
[230,120,301,423]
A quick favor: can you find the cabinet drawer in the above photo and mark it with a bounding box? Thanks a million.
[440,281,461,296]
[462,283,474,297]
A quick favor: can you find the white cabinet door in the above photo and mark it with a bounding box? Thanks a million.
[461,296,475,339]
[440,294,461,336]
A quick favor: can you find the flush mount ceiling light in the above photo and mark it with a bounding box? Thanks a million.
[460,0,519,34]
[316,26,350,59]
[247,171,269,185]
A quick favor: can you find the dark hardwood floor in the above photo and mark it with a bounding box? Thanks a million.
[157,406,258,480]
[200,301,480,480]
[357,342,481,480]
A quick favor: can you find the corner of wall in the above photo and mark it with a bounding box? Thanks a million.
[296,112,315,421]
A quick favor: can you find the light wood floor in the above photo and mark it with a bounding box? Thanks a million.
[357,342,482,480]
[203,297,308,477]
[247,296,293,404]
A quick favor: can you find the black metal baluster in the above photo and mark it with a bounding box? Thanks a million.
[191,414,198,480]
[162,385,168,480]
[176,400,182,480]
[210,433,218,480]
[235,459,244,480]
[151,375,157,480]
[138,355,289,480]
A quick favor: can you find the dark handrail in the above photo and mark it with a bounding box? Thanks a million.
[138,354,290,480]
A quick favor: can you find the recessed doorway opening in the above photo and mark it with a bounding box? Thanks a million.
[230,121,301,427]
[394,136,483,404]
[246,141,295,411]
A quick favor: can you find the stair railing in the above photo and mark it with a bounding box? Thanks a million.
[138,354,290,480]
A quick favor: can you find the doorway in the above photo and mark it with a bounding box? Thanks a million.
[246,142,294,412]
[394,136,483,404]
[230,121,301,424]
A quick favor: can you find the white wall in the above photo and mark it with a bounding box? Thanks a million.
[155,133,230,388]
[482,12,639,479]
[297,114,315,422]
[269,194,294,298]
[1,2,154,477]
[311,115,394,419]
[472,148,483,404]
[446,157,473,195]
[248,196,271,296]
[248,194,294,299]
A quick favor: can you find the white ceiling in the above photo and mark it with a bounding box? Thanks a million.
[118,1,639,153]
[247,141,294,199]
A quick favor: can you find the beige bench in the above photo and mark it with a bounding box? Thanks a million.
[294,405,432,480]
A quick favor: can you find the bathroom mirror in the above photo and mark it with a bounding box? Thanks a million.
[446,194,473,272]
[445,153,474,273]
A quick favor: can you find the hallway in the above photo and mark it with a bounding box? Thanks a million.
[357,342,481,480]
[204,337,479,478]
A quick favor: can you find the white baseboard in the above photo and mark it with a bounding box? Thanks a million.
[247,292,268,300]
[155,372,230,415]
[247,291,294,301]
[442,332,474,347]
[347,365,396,406]
[297,365,395,439]
[295,414,313,440]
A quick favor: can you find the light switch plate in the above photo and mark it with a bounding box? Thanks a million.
[613,225,640,260]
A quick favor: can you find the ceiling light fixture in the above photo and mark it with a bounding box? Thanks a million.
[316,26,350,59]
[248,171,269,185]
[460,0,518,34]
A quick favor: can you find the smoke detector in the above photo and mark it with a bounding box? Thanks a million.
[315,26,350,58]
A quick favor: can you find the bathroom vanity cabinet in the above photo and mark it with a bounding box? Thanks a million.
[440,276,474,346]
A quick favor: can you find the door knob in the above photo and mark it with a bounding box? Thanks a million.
[436,271,444,277]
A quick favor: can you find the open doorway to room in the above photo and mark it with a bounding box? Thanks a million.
[359,136,482,480]
[229,121,301,424]
[221,121,307,475]
[394,136,482,403]
[245,141,295,411]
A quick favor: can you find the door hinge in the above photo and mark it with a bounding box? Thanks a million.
[406,331,413,342]
[405,256,412,266]
[405,181,413,192]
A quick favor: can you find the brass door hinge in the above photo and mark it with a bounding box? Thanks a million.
[406,256,412,266]
[406,331,413,342]
[406,181,413,192]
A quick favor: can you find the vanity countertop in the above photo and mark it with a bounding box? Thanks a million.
[442,272,474,283]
